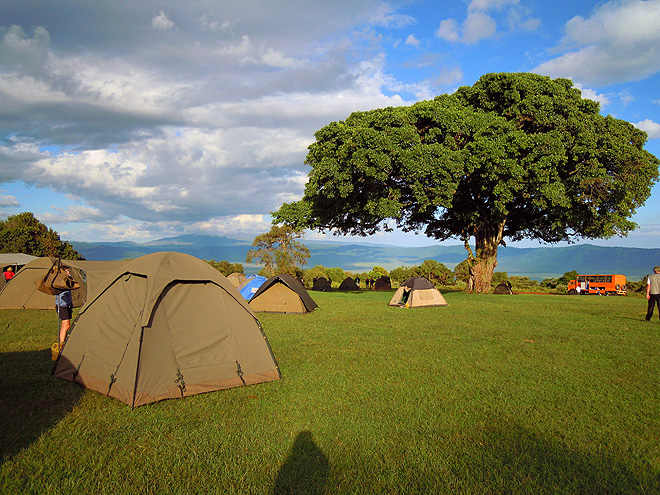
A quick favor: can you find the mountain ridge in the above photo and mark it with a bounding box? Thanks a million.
[71,234,659,281]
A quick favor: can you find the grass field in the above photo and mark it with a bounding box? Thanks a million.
[1,290,659,494]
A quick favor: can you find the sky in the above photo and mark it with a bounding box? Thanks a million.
[1,0,659,249]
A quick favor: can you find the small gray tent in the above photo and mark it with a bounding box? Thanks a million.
[53,252,280,407]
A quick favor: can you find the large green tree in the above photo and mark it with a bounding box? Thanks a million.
[274,73,659,292]
[245,225,310,277]
[0,212,83,259]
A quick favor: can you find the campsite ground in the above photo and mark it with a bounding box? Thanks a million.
[1,290,659,494]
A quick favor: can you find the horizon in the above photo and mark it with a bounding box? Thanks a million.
[1,1,659,248]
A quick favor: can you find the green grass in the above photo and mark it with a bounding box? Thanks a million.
[1,291,659,494]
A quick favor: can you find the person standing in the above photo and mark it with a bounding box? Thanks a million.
[646,266,660,322]
[55,267,74,346]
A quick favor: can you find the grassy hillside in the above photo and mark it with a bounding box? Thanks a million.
[2,291,658,494]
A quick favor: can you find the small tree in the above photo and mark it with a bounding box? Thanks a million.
[557,270,579,286]
[245,225,310,277]
[491,271,509,286]
[367,266,388,280]
[453,260,471,285]
[0,212,83,259]
[303,265,329,287]
[205,259,244,276]
[390,266,415,284]
[325,267,345,284]
[417,259,452,285]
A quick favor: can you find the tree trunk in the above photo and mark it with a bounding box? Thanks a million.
[465,220,506,294]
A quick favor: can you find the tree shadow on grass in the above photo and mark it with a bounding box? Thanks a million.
[272,431,329,495]
[444,415,660,494]
[0,349,84,461]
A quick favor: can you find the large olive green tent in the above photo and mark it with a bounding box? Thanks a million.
[0,257,87,309]
[389,277,448,308]
[0,257,125,309]
[249,274,318,314]
[53,252,281,408]
[0,253,39,291]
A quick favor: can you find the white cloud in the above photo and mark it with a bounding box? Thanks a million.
[463,11,497,44]
[151,11,175,31]
[431,67,464,87]
[260,47,303,68]
[435,10,510,44]
[0,193,18,207]
[635,119,660,139]
[405,34,420,47]
[435,19,460,42]
[369,4,416,28]
[39,204,106,224]
[198,14,231,33]
[534,0,660,85]
[468,0,519,12]
[573,84,610,107]
[618,89,635,106]
[506,6,541,32]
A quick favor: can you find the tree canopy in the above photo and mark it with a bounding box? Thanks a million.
[204,259,244,277]
[274,72,659,292]
[0,212,83,259]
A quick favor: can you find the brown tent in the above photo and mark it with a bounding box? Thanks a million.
[1,253,39,290]
[0,257,126,309]
[373,276,391,291]
[0,257,86,309]
[312,277,331,291]
[227,272,247,287]
[53,252,280,408]
[249,274,318,314]
[338,277,359,291]
[389,277,448,308]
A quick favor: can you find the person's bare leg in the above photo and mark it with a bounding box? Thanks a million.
[59,319,70,345]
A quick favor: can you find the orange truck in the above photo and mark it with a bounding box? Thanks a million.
[567,274,627,295]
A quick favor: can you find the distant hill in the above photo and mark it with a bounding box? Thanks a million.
[71,234,659,281]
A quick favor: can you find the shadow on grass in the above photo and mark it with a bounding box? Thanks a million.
[272,431,329,495]
[0,349,84,461]
[458,415,660,493]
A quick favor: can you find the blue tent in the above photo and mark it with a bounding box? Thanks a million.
[239,275,268,301]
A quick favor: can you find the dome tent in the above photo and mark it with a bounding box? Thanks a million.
[493,281,513,294]
[239,275,268,301]
[389,277,448,308]
[373,276,391,291]
[312,277,331,291]
[227,272,247,287]
[0,257,123,309]
[53,252,280,408]
[338,277,359,291]
[249,274,318,314]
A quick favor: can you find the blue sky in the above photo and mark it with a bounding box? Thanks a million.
[1,0,659,249]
